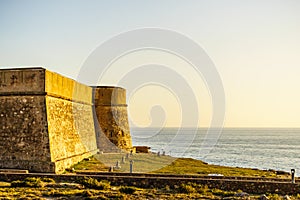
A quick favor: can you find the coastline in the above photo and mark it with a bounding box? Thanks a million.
[132,127,300,176]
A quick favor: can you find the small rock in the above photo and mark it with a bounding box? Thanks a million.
[259,194,269,200]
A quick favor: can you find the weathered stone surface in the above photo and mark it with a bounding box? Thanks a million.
[0,68,45,93]
[46,96,98,173]
[94,86,126,106]
[93,87,132,152]
[0,68,98,173]
[0,68,133,173]
[0,94,54,172]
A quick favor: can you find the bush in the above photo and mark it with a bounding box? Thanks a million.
[119,186,137,194]
[164,185,171,191]
[11,177,44,188]
[77,177,110,190]
[196,184,209,194]
[178,183,196,194]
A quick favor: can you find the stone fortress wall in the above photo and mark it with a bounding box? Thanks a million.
[93,86,132,152]
[0,67,132,173]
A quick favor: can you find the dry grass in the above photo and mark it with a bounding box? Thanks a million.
[0,179,297,199]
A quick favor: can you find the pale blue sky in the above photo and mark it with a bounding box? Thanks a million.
[1,0,300,127]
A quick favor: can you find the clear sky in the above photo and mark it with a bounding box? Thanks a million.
[1,0,300,128]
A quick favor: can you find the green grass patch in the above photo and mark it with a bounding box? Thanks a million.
[72,154,284,178]
[72,156,109,172]
[153,157,279,177]
[92,153,176,173]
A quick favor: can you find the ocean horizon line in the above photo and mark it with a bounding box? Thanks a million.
[131,126,300,129]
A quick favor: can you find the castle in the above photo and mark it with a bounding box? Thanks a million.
[0,67,132,173]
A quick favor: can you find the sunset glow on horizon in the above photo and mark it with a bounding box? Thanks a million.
[1,0,300,128]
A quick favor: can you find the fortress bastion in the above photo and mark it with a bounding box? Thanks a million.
[0,67,132,173]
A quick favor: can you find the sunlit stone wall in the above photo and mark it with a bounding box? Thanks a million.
[93,86,133,152]
[0,68,98,173]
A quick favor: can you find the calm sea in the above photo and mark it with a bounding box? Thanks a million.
[131,128,300,176]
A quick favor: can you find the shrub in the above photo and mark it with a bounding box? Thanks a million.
[164,185,171,191]
[77,177,110,190]
[196,184,209,194]
[11,177,44,188]
[178,183,196,194]
[119,186,137,194]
